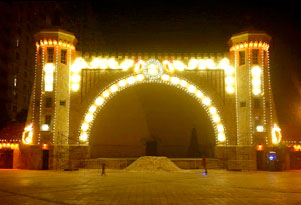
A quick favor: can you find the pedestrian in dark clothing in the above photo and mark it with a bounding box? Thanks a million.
[202,155,207,174]
[101,163,106,176]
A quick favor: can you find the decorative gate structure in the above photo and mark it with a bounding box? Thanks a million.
[20,29,281,170]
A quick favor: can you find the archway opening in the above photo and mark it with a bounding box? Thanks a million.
[89,83,216,158]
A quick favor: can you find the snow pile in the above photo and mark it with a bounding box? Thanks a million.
[125,156,180,172]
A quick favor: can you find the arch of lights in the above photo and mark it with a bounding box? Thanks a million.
[77,59,228,145]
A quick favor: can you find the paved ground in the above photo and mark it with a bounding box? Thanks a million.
[0,169,300,205]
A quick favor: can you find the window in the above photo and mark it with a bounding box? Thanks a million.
[239,51,245,66]
[45,97,52,108]
[240,101,246,107]
[254,98,260,109]
[47,47,54,63]
[61,49,67,64]
[16,52,20,60]
[16,39,20,47]
[252,49,259,64]
[59,100,66,106]
[45,115,51,126]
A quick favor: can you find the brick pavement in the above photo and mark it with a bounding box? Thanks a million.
[0,169,300,204]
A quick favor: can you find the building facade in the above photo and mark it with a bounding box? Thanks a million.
[15,28,283,170]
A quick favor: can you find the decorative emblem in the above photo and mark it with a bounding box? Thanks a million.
[143,59,164,80]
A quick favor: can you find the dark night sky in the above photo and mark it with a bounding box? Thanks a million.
[87,2,300,125]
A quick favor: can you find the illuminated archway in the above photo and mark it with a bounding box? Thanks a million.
[78,73,227,145]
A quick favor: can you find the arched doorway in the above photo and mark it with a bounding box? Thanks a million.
[89,83,215,158]
[78,74,227,156]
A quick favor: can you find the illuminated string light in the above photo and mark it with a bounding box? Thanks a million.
[78,74,227,145]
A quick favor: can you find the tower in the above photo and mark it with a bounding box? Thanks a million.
[23,28,77,169]
[229,31,276,169]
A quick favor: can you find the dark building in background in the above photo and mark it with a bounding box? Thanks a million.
[0,1,104,128]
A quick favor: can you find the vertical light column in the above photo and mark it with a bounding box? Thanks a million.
[248,48,253,145]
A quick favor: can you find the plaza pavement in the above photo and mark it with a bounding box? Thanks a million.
[0,169,300,204]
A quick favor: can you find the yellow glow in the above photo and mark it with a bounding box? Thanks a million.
[252,66,261,76]
[226,86,235,94]
[44,63,55,92]
[108,58,118,69]
[272,124,282,144]
[80,132,88,141]
[72,58,88,71]
[89,105,96,113]
[22,124,33,145]
[71,75,80,83]
[206,59,216,69]
[256,125,264,132]
[187,59,199,70]
[90,58,107,69]
[170,77,180,84]
[180,80,188,87]
[173,60,186,71]
[44,63,55,72]
[71,83,80,91]
[81,123,89,131]
[217,124,224,132]
[120,59,134,70]
[110,85,118,93]
[218,58,230,69]
[252,66,262,95]
[209,107,217,115]
[45,84,53,92]
[127,76,136,84]
[85,114,93,122]
[118,80,127,87]
[45,76,53,83]
[213,115,220,123]
[224,66,234,75]
[41,124,49,131]
[163,60,174,72]
[102,91,110,98]
[252,78,261,86]
[198,59,206,70]
[136,74,144,81]
[225,76,234,85]
[161,74,170,81]
[202,97,211,106]
[218,133,226,142]
[95,97,104,105]
[187,85,196,93]
[147,64,159,76]
[253,88,261,95]
[134,60,144,73]
[195,91,204,98]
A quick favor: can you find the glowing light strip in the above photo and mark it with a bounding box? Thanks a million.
[38,47,45,144]
[248,48,253,144]
[37,39,75,49]
[52,46,58,144]
[267,50,273,144]
[231,41,270,51]
[261,50,267,143]
[235,51,240,145]
[78,74,227,145]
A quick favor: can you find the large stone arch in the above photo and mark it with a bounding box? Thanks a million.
[78,73,228,146]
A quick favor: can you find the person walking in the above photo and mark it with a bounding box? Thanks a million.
[202,155,207,175]
[101,163,106,176]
